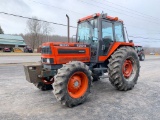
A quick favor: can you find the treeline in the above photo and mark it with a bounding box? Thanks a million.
[14,33,72,48]
[3,16,160,54]
[143,47,160,54]
[22,33,69,48]
[20,16,75,49]
[15,33,160,54]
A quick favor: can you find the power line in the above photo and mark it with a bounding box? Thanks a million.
[102,0,160,21]
[92,0,157,20]
[124,24,160,33]
[29,0,160,25]
[0,12,77,28]
[1,11,160,41]
[29,0,160,24]
[27,0,160,33]
[129,36,160,41]
[78,0,160,25]
[28,0,86,16]
[130,32,160,36]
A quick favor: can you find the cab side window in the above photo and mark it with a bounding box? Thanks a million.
[102,21,114,53]
[102,21,114,41]
[114,22,125,42]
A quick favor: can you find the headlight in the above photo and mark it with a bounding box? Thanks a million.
[47,58,50,63]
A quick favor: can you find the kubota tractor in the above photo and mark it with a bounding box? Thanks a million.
[24,13,140,107]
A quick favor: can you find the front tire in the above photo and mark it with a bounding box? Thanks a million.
[53,61,92,107]
[108,46,140,91]
[34,77,54,91]
[34,82,53,91]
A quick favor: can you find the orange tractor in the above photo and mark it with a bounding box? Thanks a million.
[24,13,140,107]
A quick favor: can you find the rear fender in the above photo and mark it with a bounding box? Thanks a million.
[99,42,134,62]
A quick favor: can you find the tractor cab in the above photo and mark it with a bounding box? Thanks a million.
[77,13,130,63]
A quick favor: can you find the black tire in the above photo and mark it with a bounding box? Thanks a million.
[34,82,53,91]
[92,72,102,81]
[139,54,145,61]
[108,46,140,91]
[53,61,92,107]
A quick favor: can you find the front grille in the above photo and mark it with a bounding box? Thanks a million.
[41,46,52,54]
[42,58,47,62]
[41,58,54,64]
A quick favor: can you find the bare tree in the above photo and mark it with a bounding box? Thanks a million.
[26,16,42,50]
[41,22,53,43]
[26,17,53,50]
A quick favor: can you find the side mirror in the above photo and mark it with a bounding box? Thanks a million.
[129,40,133,43]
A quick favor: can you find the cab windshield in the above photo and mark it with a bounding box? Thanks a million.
[77,19,98,44]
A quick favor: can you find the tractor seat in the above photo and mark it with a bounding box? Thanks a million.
[103,36,113,53]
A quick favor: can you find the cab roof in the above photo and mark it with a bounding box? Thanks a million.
[78,13,123,23]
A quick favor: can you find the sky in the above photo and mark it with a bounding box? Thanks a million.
[0,0,160,47]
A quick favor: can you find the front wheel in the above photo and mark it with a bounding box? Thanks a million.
[34,77,54,91]
[108,47,140,91]
[53,61,92,107]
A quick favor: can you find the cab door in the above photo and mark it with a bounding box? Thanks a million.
[114,22,126,42]
[98,20,114,56]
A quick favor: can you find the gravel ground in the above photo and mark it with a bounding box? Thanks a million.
[0,56,160,120]
[0,55,159,64]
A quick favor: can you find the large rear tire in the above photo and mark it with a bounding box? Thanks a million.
[108,46,140,91]
[53,61,92,107]
[139,54,145,61]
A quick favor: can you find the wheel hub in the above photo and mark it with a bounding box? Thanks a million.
[67,72,88,99]
[74,81,79,87]
[123,60,133,78]
[68,75,82,92]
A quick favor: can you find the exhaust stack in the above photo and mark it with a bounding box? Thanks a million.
[66,14,70,43]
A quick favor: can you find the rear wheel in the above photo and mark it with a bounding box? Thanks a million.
[108,46,140,91]
[53,61,92,107]
[139,54,145,61]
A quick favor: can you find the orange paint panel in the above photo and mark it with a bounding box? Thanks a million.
[79,13,100,22]
[99,42,134,62]
[106,16,123,22]
[56,56,90,64]
[41,42,91,64]
[53,46,90,64]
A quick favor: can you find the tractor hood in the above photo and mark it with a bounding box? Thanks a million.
[42,42,90,47]
[41,42,91,64]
